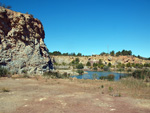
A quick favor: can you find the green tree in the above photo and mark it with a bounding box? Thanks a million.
[86,62,91,66]
[93,67,98,71]
[63,53,68,56]
[52,51,61,55]
[108,63,111,67]
[98,59,103,65]
[126,63,131,67]
[110,51,115,56]
[77,70,84,75]
[116,51,121,56]
[93,63,98,67]
[76,63,84,69]
[75,58,79,63]
[77,53,82,56]
[103,66,109,71]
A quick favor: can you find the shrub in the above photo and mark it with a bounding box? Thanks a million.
[77,70,84,75]
[93,63,98,67]
[103,66,109,71]
[99,76,107,80]
[22,70,27,74]
[98,64,104,69]
[99,74,115,81]
[86,62,91,66]
[108,63,111,67]
[44,71,70,79]
[0,66,9,77]
[132,70,150,79]
[107,74,115,81]
[43,71,61,78]
[76,63,84,69]
[126,63,131,67]
[93,67,97,71]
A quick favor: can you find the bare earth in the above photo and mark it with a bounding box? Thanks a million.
[0,77,150,113]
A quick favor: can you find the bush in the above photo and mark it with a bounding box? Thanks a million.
[72,58,80,65]
[108,63,111,67]
[103,66,109,71]
[77,70,84,75]
[107,74,115,81]
[93,67,97,71]
[0,66,9,77]
[86,62,91,66]
[99,76,107,80]
[93,63,98,67]
[76,63,84,69]
[22,70,27,74]
[43,71,65,79]
[99,74,115,81]
[132,70,150,79]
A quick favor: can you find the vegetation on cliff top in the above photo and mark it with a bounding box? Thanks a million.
[49,50,150,60]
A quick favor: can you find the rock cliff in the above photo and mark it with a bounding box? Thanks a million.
[51,55,150,66]
[0,7,53,74]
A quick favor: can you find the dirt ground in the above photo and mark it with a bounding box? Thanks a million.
[0,77,150,113]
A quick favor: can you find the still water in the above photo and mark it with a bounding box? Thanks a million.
[71,71,128,81]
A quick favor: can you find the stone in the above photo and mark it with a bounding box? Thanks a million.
[0,7,53,74]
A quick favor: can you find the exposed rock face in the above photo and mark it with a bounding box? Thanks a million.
[51,55,150,66]
[0,7,53,74]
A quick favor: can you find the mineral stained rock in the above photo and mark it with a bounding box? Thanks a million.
[0,7,53,74]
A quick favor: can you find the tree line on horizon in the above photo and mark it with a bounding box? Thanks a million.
[48,50,150,60]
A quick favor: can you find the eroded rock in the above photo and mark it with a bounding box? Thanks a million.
[0,7,53,74]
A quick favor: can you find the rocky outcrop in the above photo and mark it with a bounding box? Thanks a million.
[51,55,150,66]
[0,7,53,74]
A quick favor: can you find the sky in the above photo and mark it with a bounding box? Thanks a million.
[1,0,150,57]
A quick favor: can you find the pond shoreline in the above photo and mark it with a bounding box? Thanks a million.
[71,71,129,81]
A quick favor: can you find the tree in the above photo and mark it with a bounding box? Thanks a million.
[98,59,103,65]
[71,58,80,64]
[51,51,61,55]
[75,58,79,63]
[76,63,84,69]
[63,53,68,56]
[70,53,76,56]
[86,62,91,66]
[103,66,109,71]
[110,51,115,56]
[116,51,121,56]
[108,63,111,67]
[100,52,108,56]
[126,63,131,67]
[77,53,82,56]
[77,70,84,75]
[93,67,98,71]
[93,63,98,67]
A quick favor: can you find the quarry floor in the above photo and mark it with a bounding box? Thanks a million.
[0,77,150,113]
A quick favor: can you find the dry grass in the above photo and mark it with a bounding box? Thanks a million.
[70,77,150,99]
[118,77,150,99]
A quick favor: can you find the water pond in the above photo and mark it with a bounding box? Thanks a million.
[71,71,128,81]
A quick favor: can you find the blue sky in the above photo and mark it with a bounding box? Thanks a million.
[2,0,150,57]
